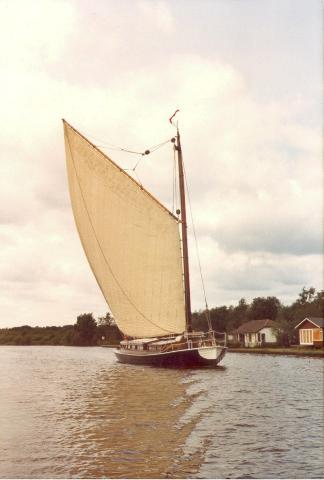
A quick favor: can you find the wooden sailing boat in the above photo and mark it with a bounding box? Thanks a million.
[63,117,226,367]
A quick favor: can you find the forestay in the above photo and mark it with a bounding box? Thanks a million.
[63,121,186,338]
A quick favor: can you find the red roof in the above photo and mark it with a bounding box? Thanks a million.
[232,319,278,334]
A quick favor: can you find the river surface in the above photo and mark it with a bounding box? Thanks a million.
[0,346,323,479]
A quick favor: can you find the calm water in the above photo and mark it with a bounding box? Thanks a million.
[0,347,323,479]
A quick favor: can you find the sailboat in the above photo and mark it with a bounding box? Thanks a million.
[63,116,226,367]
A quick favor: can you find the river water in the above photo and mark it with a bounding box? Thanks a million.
[0,346,323,479]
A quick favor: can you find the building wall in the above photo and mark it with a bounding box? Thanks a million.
[243,327,277,347]
[261,327,277,343]
[244,332,257,347]
[299,327,323,346]
[299,320,319,329]
[313,329,322,342]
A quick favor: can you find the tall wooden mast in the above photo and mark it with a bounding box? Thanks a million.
[176,129,193,333]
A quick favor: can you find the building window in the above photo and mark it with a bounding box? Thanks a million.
[300,329,313,345]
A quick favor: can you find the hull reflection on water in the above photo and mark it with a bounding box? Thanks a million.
[69,358,209,478]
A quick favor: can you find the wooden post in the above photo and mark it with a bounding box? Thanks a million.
[176,129,192,333]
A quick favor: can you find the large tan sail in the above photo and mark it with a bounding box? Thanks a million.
[63,120,186,338]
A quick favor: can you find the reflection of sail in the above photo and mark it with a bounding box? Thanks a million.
[64,121,185,338]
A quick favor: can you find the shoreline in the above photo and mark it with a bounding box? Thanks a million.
[227,347,324,358]
[1,344,323,358]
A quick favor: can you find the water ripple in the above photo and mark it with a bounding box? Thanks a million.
[0,347,323,478]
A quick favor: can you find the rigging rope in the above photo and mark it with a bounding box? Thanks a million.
[99,137,174,186]
[183,164,213,331]
[97,137,172,157]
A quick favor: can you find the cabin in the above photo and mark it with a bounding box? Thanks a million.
[294,317,324,348]
[229,319,278,347]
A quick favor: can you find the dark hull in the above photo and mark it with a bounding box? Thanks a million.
[114,346,226,368]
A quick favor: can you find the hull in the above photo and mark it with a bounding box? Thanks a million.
[114,345,226,367]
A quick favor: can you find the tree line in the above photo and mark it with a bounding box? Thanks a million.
[192,287,323,345]
[0,312,122,347]
[0,287,322,346]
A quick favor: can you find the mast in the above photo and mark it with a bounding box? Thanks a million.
[176,129,193,333]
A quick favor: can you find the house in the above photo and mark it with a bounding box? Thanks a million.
[294,317,324,348]
[229,319,278,347]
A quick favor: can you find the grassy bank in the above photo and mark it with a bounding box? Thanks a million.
[227,346,324,357]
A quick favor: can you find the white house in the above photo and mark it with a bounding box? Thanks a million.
[230,319,278,347]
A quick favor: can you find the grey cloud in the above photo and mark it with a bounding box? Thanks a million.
[0,200,37,226]
[202,252,319,308]
[215,262,311,292]
[0,0,321,328]
[215,221,322,256]
[36,187,70,211]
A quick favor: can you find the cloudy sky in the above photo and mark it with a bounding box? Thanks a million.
[0,0,322,328]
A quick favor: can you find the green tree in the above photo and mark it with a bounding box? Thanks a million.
[288,288,323,323]
[192,309,211,332]
[297,286,316,305]
[73,313,97,346]
[209,306,229,331]
[229,298,249,330]
[97,312,115,327]
[275,307,298,346]
[249,296,281,320]
[96,312,121,345]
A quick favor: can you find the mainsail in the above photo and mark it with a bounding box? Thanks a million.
[63,120,186,338]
